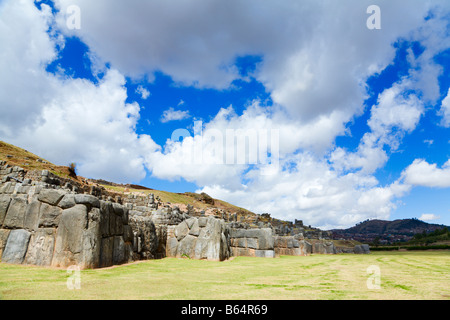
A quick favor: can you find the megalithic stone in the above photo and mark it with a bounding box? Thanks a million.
[2,229,31,264]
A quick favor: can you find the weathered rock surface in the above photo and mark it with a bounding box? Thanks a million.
[0,229,11,258]
[167,216,231,261]
[0,195,11,227]
[3,196,28,229]
[38,189,65,206]
[38,203,62,228]
[24,228,55,266]
[58,194,76,209]
[74,194,100,208]
[2,229,31,264]
[129,215,158,260]
[23,199,41,231]
[229,227,275,258]
[354,244,370,254]
[273,235,311,256]
[51,204,87,268]
[312,241,336,254]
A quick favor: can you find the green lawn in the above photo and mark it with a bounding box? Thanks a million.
[1,251,449,300]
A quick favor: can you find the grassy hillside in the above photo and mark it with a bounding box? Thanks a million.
[97,183,258,218]
[0,140,82,182]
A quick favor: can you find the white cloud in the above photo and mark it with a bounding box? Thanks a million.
[1,0,450,229]
[0,1,159,183]
[419,213,441,221]
[52,0,444,153]
[440,88,450,127]
[0,0,57,135]
[402,159,450,188]
[160,107,191,123]
[330,80,424,175]
[136,85,150,99]
[145,102,413,229]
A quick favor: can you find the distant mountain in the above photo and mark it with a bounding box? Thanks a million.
[331,218,449,244]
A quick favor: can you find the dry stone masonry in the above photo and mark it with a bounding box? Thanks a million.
[0,160,370,270]
[166,216,231,261]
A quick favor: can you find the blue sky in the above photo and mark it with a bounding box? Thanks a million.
[1,0,449,229]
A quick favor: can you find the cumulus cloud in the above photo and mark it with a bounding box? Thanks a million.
[1,0,450,228]
[136,85,150,100]
[402,159,450,188]
[419,213,441,221]
[0,0,57,134]
[160,107,191,123]
[440,88,450,127]
[51,0,442,153]
[0,0,159,183]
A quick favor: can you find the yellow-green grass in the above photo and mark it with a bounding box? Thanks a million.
[0,140,79,181]
[100,184,257,217]
[1,251,448,300]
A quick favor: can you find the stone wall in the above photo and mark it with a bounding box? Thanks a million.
[229,227,275,258]
[273,235,311,256]
[166,216,231,261]
[0,163,133,269]
[0,161,370,270]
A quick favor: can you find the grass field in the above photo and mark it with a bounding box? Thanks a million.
[0,251,449,300]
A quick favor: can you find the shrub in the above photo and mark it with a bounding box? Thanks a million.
[68,162,77,177]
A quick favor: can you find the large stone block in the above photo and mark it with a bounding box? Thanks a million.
[361,244,370,254]
[113,236,125,265]
[100,236,114,267]
[112,202,123,217]
[58,194,76,209]
[82,208,102,269]
[100,201,112,237]
[246,238,258,249]
[38,203,62,228]
[1,229,31,264]
[198,216,208,228]
[177,234,196,258]
[174,220,189,241]
[3,196,28,229]
[74,194,100,208]
[313,241,336,254]
[38,189,65,206]
[51,204,87,268]
[0,229,11,258]
[128,215,158,259]
[185,217,196,229]
[255,250,275,258]
[0,195,11,227]
[188,219,200,236]
[112,203,123,236]
[123,225,133,243]
[166,237,178,257]
[354,244,370,254]
[193,237,207,259]
[199,217,229,261]
[24,228,56,266]
[23,199,41,231]
[256,228,274,250]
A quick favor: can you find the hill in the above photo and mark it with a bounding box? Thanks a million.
[0,140,262,223]
[331,218,449,244]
